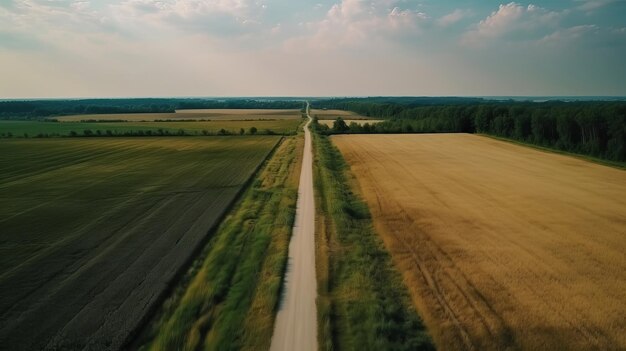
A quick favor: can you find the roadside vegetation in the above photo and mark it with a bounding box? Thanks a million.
[134,127,303,351]
[311,121,433,351]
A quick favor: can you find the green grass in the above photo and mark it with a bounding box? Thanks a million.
[312,130,434,351]
[134,131,303,351]
[0,119,302,137]
[0,136,280,350]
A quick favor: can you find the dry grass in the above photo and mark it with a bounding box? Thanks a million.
[332,133,626,351]
[317,119,383,127]
[310,109,370,120]
[55,109,302,121]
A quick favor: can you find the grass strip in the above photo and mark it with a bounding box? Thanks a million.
[312,130,434,351]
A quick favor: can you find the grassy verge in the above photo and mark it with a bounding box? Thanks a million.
[133,129,303,351]
[480,134,626,170]
[312,128,434,351]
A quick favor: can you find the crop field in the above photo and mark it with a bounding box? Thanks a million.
[55,109,302,121]
[317,119,383,127]
[332,134,626,351]
[0,136,280,350]
[135,130,303,351]
[310,109,370,120]
[0,119,301,137]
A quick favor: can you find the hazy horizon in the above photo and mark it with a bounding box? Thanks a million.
[1,0,625,98]
[2,95,626,101]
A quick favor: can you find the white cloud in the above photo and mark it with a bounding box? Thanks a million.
[287,0,428,50]
[461,2,561,46]
[111,0,267,36]
[575,0,618,12]
[539,24,598,44]
[437,9,470,27]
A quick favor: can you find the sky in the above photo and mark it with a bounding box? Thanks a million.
[0,0,625,98]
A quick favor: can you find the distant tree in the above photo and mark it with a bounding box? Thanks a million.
[69,131,77,137]
[218,128,228,135]
[349,122,362,133]
[96,130,102,136]
[202,129,209,136]
[239,128,245,135]
[249,126,258,135]
[333,117,349,132]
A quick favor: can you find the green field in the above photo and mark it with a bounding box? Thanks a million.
[0,136,280,350]
[0,119,301,137]
[135,131,303,351]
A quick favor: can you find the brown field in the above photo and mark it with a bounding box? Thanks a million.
[318,119,383,127]
[55,109,302,121]
[332,134,626,351]
[309,109,370,120]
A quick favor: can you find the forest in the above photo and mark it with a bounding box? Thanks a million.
[0,98,304,119]
[313,99,626,162]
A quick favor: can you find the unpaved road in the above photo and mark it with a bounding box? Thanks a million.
[270,103,317,351]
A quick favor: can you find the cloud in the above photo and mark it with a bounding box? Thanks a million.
[437,9,470,27]
[1,0,109,32]
[575,0,618,12]
[539,24,598,44]
[111,0,268,36]
[461,2,561,46]
[287,0,428,50]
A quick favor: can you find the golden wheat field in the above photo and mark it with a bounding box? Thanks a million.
[332,134,626,351]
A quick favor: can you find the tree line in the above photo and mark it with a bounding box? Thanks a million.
[0,98,304,119]
[0,126,281,139]
[313,100,626,162]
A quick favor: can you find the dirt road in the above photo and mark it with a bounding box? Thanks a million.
[270,104,317,351]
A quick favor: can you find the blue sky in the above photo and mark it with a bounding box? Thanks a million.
[0,0,625,97]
